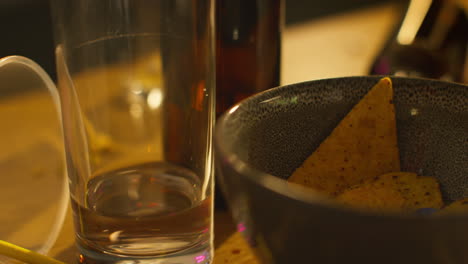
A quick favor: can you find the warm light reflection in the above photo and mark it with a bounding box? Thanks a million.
[260,95,281,104]
[109,230,122,242]
[232,28,239,40]
[394,71,409,77]
[147,88,163,109]
[129,80,143,94]
[397,0,433,45]
[229,105,240,114]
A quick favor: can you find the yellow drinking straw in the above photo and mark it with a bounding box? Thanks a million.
[0,240,65,264]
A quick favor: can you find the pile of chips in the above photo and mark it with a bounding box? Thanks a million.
[288,78,466,214]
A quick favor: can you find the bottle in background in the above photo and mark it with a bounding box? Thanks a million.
[370,0,468,83]
[216,0,283,116]
[215,0,283,210]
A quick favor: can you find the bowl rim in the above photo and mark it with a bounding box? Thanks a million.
[214,76,468,219]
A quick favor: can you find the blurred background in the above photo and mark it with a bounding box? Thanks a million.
[1,0,466,87]
[0,0,394,81]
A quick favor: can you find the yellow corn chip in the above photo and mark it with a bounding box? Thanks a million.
[374,172,444,209]
[288,77,400,196]
[337,182,406,212]
[338,172,444,212]
[440,198,468,214]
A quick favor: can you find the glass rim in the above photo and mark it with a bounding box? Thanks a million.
[0,55,69,255]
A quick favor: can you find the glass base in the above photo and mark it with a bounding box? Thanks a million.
[76,241,213,264]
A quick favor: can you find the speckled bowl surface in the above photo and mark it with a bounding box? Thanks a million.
[215,76,467,264]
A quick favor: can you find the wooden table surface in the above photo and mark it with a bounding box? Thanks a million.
[2,3,400,263]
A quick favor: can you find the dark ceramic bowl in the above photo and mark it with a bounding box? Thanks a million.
[214,76,468,264]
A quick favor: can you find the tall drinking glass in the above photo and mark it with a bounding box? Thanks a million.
[50,1,215,263]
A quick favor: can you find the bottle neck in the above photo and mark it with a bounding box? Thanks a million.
[397,0,467,50]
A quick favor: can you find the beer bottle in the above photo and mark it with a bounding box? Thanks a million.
[370,0,467,83]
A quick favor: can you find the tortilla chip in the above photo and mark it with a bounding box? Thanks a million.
[440,198,468,214]
[337,181,406,212]
[374,172,444,209]
[288,77,400,196]
[338,172,444,212]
